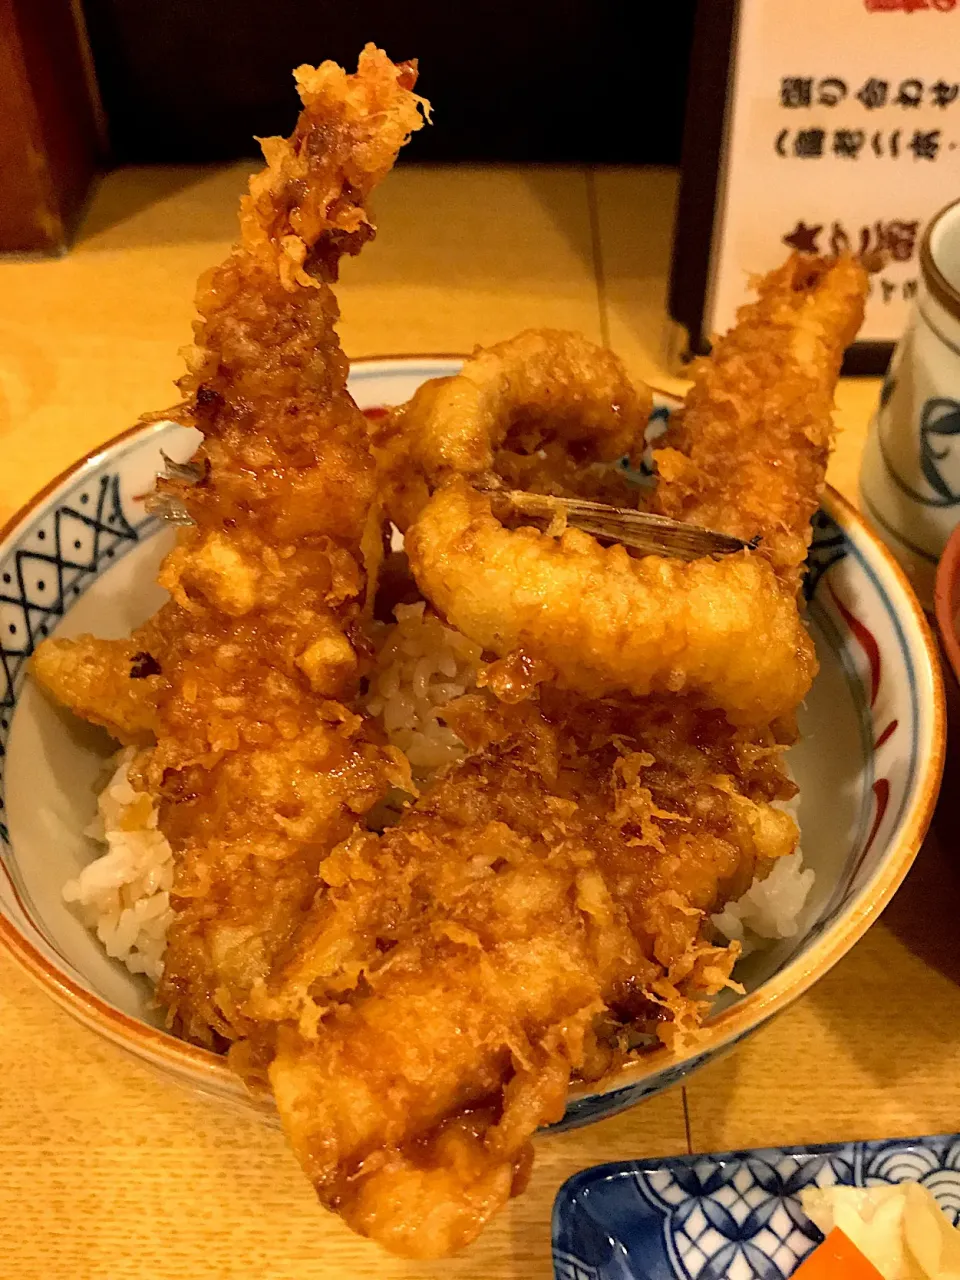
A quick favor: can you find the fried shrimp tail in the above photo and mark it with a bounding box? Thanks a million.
[653,253,869,586]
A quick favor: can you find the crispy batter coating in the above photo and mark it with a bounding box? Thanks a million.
[154,708,407,1040]
[242,691,794,1257]
[406,481,817,725]
[405,258,868,726]
[233,691,795,1257]
[31,637,164,744]
[367,329,653,528]
[33,46,427,1046]
[27,57,864,1257]
[238,48,427,289]
[145,50,425,1042]
[653,254,868,586]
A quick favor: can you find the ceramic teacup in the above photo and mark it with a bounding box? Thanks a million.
[860,197,960,608]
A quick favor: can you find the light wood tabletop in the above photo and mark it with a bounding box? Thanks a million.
[0,163,956,1280]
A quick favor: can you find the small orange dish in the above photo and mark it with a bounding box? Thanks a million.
[934,520,960,684]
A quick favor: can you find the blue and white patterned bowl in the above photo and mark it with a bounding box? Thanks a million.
[552,1132,960,1280]
[0,358,946,1122]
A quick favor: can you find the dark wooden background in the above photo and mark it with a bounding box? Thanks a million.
[80,0,696,164]
[0,0,697,251]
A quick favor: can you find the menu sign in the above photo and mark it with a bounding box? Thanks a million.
[669,0,960,373]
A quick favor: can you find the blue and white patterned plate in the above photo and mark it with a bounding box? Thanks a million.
[552,1134,960,1280]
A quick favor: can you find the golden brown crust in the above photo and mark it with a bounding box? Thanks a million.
[254,691,797,1257]
[143,51,425,1043]
[367,329,653,529]
[406,481,818,725]
[238,44,428,289]
[32,48,427,1049]
[404,258,869,729]
[31,636,164,744]
[653,253,868,587]
[27,71,866,1256]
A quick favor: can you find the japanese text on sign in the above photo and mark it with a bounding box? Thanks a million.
[704,0,960,345]
[775,78,958,160]
[780,77,959,108]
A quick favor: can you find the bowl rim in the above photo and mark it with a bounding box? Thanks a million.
[919,195,960,323]
[0,359,947,1104]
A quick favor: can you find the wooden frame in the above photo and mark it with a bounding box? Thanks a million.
[0,0,104,254]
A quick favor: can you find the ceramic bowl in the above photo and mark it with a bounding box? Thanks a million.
[860,196,960,610]
[0,357,946,1127]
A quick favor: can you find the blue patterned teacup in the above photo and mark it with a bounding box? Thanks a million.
[861,197,960,608]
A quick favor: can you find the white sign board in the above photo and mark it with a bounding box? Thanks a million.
[706,0,960,346]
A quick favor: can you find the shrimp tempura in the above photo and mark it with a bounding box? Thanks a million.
[33,46,428,1044]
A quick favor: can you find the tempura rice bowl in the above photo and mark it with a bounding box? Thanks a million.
[0,358,944,1128]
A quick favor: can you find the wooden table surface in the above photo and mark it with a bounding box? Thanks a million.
[0,164,957,1280]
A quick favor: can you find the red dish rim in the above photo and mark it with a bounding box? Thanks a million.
[934,521,960,683]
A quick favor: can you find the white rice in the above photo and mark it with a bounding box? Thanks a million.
[64,608,814,981]
[711,851,815,950]
[711,791,815,952]
[63,605,482,975]
[63,746,174,981]
[364,602,482,781]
